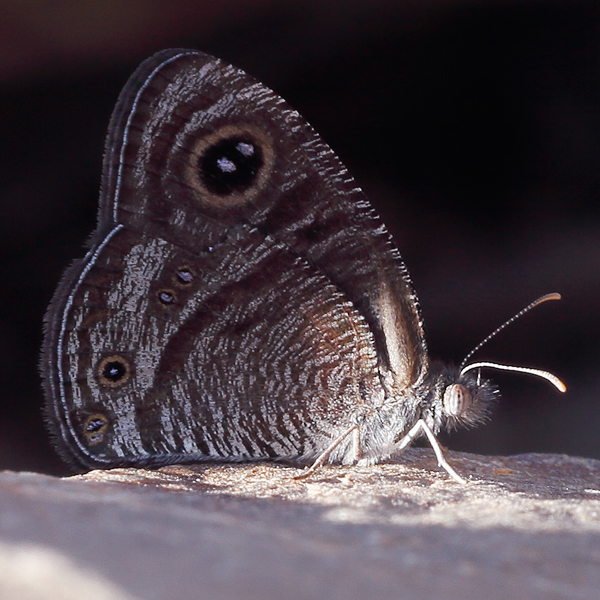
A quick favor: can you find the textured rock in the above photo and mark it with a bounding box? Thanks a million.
[1,449,599,600]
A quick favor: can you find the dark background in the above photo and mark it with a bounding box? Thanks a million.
[1,0,598,476]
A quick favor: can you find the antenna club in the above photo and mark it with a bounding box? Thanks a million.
[535,292,561,304]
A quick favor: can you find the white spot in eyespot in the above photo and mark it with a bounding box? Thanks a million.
[217,157,236,173]
[237,142,254,156]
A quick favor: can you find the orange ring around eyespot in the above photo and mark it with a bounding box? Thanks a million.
[97,355,131,388]
[185,124,275,209]
[82,413,109,445]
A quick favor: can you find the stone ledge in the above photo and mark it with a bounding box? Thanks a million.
[1,450,599,600]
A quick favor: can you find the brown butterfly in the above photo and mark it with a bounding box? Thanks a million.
[41,49,564,481]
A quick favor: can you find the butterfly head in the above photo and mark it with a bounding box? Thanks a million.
[424,361,498,433]
[422,293,567,435]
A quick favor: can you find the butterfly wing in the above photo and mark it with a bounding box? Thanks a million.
[42,49,428,469]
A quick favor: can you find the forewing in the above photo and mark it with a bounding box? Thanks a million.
[103,49,428,392]
[42,49,427,468]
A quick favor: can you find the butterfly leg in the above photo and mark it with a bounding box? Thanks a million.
[352,425,363,461]
[294,424,360,479]
[396,419,467,484]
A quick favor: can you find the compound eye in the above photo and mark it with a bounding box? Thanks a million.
[443,383,472,417]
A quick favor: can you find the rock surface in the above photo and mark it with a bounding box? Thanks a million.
[1,449,599,600]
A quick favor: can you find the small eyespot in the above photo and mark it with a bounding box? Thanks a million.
[83,413,109,445]
[443,384,472,417]
[98,355,130,387]
[157,289,176,305]
[173,266,194,287]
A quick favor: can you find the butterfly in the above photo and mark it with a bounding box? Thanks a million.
[41,49,564,482]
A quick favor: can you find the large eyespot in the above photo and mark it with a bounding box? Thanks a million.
[98,355,130,388]
[186,124,274,208]
[443,384,472,417]
[200,136,263,194]
[83,413,109,445]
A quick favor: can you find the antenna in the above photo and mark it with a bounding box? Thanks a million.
[459,293,561,371]
[458,293,566,392]
[461,361,566,392]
